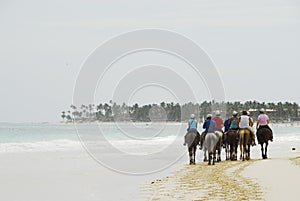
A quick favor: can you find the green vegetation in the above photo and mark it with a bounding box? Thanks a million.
[61,101,299,123]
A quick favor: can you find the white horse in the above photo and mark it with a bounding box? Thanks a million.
[203,132,220,165]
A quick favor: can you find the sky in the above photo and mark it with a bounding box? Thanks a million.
[0,0,300,122]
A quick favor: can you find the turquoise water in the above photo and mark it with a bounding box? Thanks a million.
[0,123,78,143]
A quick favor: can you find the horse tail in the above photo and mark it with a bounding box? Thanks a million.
[210,135,215,154]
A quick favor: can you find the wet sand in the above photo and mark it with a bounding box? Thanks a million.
[145,160,262,201]
[145,157,300,201]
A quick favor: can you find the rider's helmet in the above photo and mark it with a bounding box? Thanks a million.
[215,110,220,116]
[206,114,212,119]
[242,110,247,115]
[190,114,195,119]
[260,108,265,113]
[232,111,238,116]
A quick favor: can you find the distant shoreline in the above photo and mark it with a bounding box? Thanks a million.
[32,121,300,128]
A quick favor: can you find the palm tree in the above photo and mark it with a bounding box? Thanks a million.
[61,111,66,121]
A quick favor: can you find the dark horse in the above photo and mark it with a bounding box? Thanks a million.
[256,128,273,159]
[184,131,200,165]
[224,129,238,161]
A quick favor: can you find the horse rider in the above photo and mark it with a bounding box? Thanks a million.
[237,110,256,145]
[199,114,216,149]
[228,111,239,130]
[183,114,199,145]
[256,108,273,141]
[212,110,224,132]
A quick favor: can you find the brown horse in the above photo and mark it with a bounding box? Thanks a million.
[256,128,273,159]
[238,128,251,161]
[225,130,238,161]
[184,131,200,165]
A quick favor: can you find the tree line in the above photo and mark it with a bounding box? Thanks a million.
[61,101,299,123]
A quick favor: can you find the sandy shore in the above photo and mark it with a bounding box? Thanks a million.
[144,157,300,201]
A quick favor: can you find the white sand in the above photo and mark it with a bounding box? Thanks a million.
[244,158,300,201]
[1,149,300,201]
[0,150,176,201]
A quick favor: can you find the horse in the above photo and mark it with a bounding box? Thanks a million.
[224,129,238,161]
[256,127,273,159]
[204,132,219,165]
[184,130,200,165]
[238,128,251,161]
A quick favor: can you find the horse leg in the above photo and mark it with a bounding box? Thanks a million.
[231,143,236,161]
[240,143,243,160]
[247,144,250,160]
[264,142,268,159]
[230,144,234,160]
[235,143,239,160]
[203,149,208,162]
[193,146,196,164]
[188,147,193,164]
[226,144,229,160]
[227,144,230,160]
[208,152,211,165]
[218,143,222,162]
[260,144,264,159]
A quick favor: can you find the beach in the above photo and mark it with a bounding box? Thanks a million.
[144,157,300,201]
[0,123,300,200]
[1,151,299,201]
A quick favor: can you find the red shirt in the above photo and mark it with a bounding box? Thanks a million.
[212,116,224,129]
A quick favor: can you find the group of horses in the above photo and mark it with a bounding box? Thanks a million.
[185,128,273,165]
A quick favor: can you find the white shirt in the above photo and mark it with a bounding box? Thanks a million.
[239,115,250,128]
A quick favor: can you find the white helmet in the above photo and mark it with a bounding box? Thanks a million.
[190,114,195,118]
[232,111,238,116]
[215,110,220,116]
[260,108,265,112]
[206,114,212,118]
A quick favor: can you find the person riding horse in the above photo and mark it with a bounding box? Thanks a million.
[183,114,199,146]
[184,114,200,164]
[228,111,239,131]
[200,114,216,149]
[256,108,273,141]
[224,111,239,160]
[237,110,256,146]
[212,110,224,132]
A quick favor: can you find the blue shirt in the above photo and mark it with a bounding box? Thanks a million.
[224,118,230,132]
[203,119,216,133]
[188,119,198,131]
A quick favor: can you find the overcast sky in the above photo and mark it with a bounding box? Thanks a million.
[0,0,300,122]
